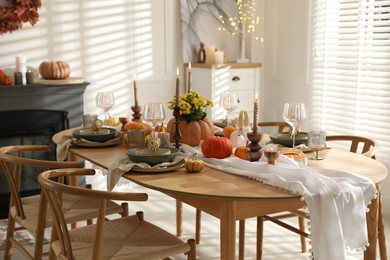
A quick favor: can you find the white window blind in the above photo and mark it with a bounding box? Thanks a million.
[310,0,390,162]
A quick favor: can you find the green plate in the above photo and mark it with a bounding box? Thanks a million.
[127,147,180,166]
[72,127,117,143]
[269,132,308,147]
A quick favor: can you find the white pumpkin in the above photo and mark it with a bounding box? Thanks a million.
[230,110,249,148]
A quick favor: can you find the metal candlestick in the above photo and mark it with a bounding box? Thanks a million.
[131,106,142,122]
[173,106,181,148]
[246,132,263,161]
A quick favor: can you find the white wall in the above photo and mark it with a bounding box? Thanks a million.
[0,0,181,119]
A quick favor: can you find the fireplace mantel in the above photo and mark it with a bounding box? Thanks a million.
[0,83,89,127]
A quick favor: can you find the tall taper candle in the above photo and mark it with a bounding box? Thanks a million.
[133,73,138,107]
[187,62,192,93]
[253,93,258,134]
[176,67,180,106]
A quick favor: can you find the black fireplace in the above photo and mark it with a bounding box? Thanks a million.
[0,110,69,219]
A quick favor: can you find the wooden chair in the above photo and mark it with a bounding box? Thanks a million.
[0,145,128,260]
[258,121,291,133]
[258,135,385,259]
[38,168,196,260]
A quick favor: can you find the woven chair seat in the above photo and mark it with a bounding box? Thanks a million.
[10,193,125,232]
[51,214,191,259]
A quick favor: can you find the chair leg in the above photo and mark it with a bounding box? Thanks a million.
[4,214,15,260]
[121,202,129,217]
[238,220,245,260]
[195,209,201,244]
[186,238,197,260]
[256,216,264,260]
[298,216,307,252]
[377,185,387,260]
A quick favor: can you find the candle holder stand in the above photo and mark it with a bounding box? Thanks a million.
[246,132,263,161]
[119,116,128,131]
[173,106,181,148]
[131,106,142,122]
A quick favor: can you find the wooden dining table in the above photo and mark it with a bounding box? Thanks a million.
[53,129,388,260]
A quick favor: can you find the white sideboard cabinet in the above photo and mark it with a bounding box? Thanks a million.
[185,63,261,123]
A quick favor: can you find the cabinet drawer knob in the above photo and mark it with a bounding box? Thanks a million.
[232,76,240,81]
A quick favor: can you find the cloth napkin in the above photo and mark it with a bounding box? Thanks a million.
[107,156,186,191]
[179,144,376,260]
[56,135,120,161]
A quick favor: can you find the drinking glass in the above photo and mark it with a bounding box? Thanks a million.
[221,92,238,125]
[143,103,165,137]
[308,130,326,160]
[283,102,306,148]
[96,92,115,121]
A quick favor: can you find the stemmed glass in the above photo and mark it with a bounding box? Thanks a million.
[96,92,115,121]
[221,92,238,125]
[143,103,165,137]
[308,130,326,160]
[283,102,306,148]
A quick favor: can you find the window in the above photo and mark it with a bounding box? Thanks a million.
[310,0,390,162]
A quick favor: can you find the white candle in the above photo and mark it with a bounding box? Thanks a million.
[15,55,26,85]
[215,51,224,64]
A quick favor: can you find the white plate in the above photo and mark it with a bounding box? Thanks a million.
[36,77,87,85]
[130,162,185,173]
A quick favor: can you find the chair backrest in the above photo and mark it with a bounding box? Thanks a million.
[38,168,148,260]
[325,135,379,159]
[258,121,291,133]
[0,145,84,219]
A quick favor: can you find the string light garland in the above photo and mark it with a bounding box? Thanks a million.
[0,0,41,34]
[218,0,260,35]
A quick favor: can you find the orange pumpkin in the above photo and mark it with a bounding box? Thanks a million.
[0,69,4,79]
[234,146,250,160]
[124,121,153,136]
[1,75,13,85]
[222,125,236,139]
[201,137,233,159]
[166,118,214,147]
[39,61,71,79]
[155,123,167,132]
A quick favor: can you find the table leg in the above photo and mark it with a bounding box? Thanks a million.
[220,201,236,260]
[176,200,183,237]
[239,220,245,260]
[364,190,379,260]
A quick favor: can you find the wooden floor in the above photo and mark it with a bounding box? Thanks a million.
[1,167,389,259]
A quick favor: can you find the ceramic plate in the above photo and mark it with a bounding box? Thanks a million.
[127,147,180,166]
[72,127,117,143]
[269,132,308,147]
[71,137,121,147]
[130,162,185,173]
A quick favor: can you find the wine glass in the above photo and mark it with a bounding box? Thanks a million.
[282,102,306,148]
[96,92,115,121]
[143,103,165,137]
[221,92,238,125]
[308,130,326,160]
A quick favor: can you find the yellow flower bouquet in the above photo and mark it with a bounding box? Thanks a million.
[168,91,213,122]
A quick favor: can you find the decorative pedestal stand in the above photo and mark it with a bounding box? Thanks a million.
[173,106,181,148]
[131,106,142,122]
[247,132,263,161]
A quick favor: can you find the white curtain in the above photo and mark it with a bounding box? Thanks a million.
[310,0,390,162]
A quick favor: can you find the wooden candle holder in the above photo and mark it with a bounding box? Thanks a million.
[173,106,181,148]
[131,106,142,122]
[246,132,263,162]
[119,116,128,131]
